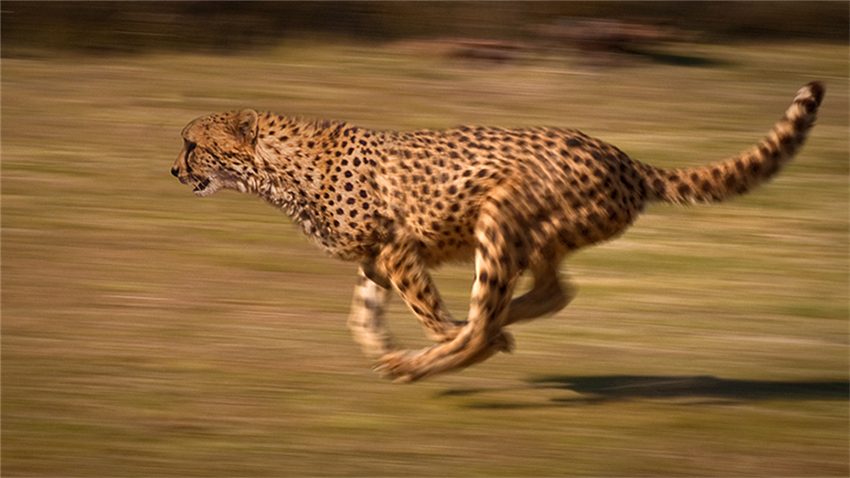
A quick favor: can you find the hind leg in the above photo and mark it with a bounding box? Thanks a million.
[505,260,576,326]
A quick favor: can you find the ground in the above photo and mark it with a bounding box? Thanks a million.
[2,40,848,476]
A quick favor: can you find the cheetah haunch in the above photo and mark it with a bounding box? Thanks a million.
[172,83,824,382]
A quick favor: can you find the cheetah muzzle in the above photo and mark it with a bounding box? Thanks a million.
[172,82,825,382]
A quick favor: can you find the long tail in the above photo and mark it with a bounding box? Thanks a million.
[639,82,825,204]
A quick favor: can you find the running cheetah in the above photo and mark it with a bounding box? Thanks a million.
[172,82,824,382]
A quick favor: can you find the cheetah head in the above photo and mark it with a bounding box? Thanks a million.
[171,110,260,197]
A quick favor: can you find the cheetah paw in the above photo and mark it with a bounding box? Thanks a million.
[491,330,514,354]
[374,350,429,383]
[374,330,515,382]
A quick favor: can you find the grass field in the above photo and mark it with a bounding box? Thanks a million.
[2,39,848,476]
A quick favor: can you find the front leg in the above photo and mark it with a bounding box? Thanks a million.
[376,212,518,382]
[347,266,394,358]
[372,235,466,342]
[376,244,517,382]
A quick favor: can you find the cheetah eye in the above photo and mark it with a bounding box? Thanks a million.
[185,141,197,157]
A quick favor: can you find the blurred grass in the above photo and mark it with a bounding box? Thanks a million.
[2,39,848,476]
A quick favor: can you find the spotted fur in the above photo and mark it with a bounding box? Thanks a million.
[172,82,824,382]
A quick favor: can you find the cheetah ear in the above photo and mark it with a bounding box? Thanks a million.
[231,109,259,147]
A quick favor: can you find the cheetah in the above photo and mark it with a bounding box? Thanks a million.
[172,82,824,382]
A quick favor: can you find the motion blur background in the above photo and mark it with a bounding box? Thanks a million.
[2,2,848,476]
[3,1,849,52]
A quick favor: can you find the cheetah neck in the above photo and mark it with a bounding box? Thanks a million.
[251,129,324,231]
[247,115,375,258]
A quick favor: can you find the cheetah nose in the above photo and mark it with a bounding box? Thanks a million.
[171,167,179,178]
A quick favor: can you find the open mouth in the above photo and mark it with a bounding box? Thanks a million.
[193,178,211,193]
[191,177,220,197]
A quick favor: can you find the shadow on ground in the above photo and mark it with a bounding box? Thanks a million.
[438,375,849,409]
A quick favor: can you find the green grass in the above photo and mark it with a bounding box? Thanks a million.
[2,40,848,476]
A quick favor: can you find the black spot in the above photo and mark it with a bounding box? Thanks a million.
[793,115,807,132]
[734,160,746,172]
[799,97,817,114]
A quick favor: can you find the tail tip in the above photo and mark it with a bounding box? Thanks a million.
[803,81,826,107]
